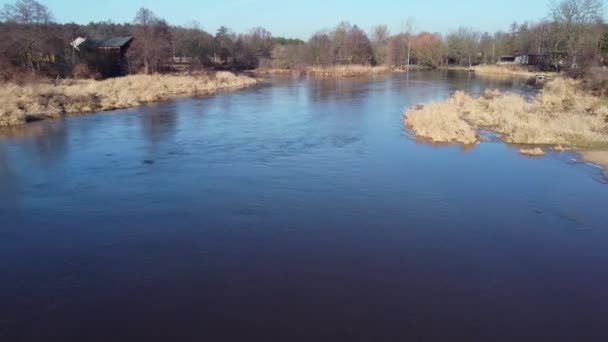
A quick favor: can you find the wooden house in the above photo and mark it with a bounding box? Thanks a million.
[71,36,134,77]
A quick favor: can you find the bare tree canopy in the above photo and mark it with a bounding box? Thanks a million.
[551,0,604,26]
[0,0,607,79]
[1,0,52,24]
[551,0,604,67]
[132,7,171,74]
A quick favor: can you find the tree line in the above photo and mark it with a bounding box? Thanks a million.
[0,0,606,80]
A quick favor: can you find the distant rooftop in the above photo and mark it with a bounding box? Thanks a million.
[71,36,133,51]
[97,37,133,48]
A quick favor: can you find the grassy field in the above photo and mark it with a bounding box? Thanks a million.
[0,72,257,126]
[404,77,608,168]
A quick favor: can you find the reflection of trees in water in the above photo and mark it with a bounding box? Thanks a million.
[139,104,178,147]
[0,144,18,213]
[442,70,530,90]
[308,77,372,103]
[0,121,68,166]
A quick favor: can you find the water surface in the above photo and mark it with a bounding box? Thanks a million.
[1,71,608,341]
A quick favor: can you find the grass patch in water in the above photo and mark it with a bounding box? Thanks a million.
[404,78,608,148]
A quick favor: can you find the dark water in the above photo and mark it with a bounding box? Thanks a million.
[1,70,608,342]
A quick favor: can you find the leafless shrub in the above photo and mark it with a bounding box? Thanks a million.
[71,64,98,79]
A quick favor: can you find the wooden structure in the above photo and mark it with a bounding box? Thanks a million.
[497,51,544,66]
[71,36,134,77]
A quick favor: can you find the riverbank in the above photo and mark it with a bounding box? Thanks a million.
[443,64,556,78]
[254,65,399,77]
[0,72,257,126]
[404,77,608,171]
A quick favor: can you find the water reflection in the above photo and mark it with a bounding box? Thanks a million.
[308,76,376,103]
[0,121,68,166]
[138,104,179,146]
[1,71,607,342]
[0,144,18,213]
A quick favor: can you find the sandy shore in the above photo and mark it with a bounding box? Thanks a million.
[580,150,608,171]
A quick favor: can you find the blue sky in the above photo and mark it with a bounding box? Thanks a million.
[1,0,606,38]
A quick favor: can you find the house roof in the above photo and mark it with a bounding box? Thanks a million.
[98,37,133,48]
[71,36,133,51]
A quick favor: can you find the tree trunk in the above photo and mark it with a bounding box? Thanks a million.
[407,36,411,67]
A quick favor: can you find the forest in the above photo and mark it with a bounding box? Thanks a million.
[0,0,606,81]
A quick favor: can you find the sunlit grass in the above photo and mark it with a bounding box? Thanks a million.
[404,78,608,149]
[307,65,391,77]
[0,72,257,126]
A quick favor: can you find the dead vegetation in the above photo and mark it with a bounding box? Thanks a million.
[519,147,545,156]
[0,72,257,126]
[444,64,556,78]
[404,77,608,166]
[473,64,553,77]
[405,78,608,147]
[253,65,394,77]
[306,65,392,77]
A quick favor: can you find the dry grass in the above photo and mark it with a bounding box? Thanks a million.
[0,72,257,126]
[254,65,395,77]
[474,64,552,77]
[307,65,392,77]
[253,68,300,75]
[403,100,478,145]
[519,147,545,156]
[404,78,608,148]
[445,64,555,78]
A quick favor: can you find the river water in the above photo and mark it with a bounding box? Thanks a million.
[1,70,608,341]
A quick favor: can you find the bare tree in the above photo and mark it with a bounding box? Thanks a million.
[447,27,480,67]
[405,18,415,67]
[371,25,389,65]
[1,0,52,72]
[171,21,214,66]
[306,31,332,65]
[413,32,444,67]
[347,25,375,64]
[551,0,604,68]
[248,27,274,59]
[133,7,171,74]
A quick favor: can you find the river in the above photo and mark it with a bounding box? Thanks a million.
[1,70,607,341]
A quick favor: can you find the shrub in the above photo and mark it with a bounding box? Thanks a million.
[72,64,97,80]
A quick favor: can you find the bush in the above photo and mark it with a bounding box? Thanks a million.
[72,64,98,80]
